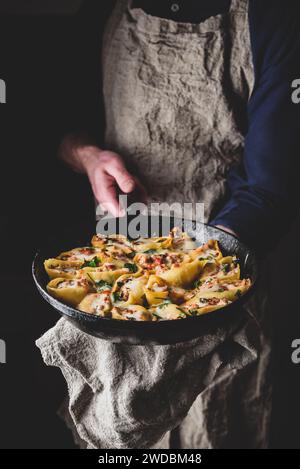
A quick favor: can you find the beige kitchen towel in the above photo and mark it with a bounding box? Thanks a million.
[36,303,269,449]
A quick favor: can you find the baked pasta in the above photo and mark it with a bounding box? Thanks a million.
[44,229,251,321]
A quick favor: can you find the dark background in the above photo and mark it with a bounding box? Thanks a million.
[0,0,299,449]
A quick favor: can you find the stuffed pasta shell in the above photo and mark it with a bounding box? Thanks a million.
[57,246,103,262]
[144,275,169,305]
[159,259,205,288]
[44,229,252,321]
[44,259,83,279]
[78,291,112,317]
[47,277,93,306]
[111,274,148,307]
[111,305,153,321]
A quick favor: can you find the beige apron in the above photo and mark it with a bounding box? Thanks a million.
[99,0,272,449]
[102,0,255,221]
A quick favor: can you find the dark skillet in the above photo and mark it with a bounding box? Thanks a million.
[32,215,259,345]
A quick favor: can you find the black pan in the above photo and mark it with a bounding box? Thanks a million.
[32,215,259,345]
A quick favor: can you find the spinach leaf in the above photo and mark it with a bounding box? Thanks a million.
[124,263,138,273]
[142,295,149,308]
[95,280,112,292]
[221,263,231,273]
[112,292,121,302]
[157,299,172,310]
[193,279,203,288]
[127,252,136,259]
[188,309,199,317]
[82,256,101,268]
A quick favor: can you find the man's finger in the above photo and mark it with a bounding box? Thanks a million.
[93,172,124,217]
[106,161,136,194]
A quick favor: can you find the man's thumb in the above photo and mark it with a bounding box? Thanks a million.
[110,166,136,193]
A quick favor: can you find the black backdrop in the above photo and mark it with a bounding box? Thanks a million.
[0,0,299,449]
[0,0,106,448]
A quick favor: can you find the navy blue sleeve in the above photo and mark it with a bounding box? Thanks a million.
[211,0,300,252]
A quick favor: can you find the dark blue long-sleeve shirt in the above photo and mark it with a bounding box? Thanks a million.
[133,0,300,251]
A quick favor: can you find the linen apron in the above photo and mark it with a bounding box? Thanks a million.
[102,0,255,221]
[100,0,272,448]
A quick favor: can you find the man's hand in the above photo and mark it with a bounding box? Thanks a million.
[84,149,148,216]
[59,135,147,217]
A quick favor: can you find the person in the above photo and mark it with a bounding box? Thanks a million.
[56,0,300,448]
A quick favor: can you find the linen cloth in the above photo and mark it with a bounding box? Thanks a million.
[36,278,271,449]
